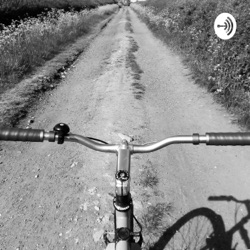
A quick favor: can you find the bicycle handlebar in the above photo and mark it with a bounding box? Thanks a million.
[0,128,56,142]
[207,133,250,145]
[0,128,44,142]
[1,126,250,153]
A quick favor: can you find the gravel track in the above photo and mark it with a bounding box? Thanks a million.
[0,7,250,250]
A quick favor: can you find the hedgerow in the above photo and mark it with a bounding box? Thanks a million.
[0,6,117,94]
[0,0,116,26]
[133,0,250,128]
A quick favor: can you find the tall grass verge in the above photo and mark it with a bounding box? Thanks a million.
[0,5,117,95]
[0,0,116,26]
[132,0,250,129]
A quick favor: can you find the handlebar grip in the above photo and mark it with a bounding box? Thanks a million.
[0,128,45,142]
[206,133,250,145]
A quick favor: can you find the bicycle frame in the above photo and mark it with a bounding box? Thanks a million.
[65,134,206,249]
[105,139,142,250]
[2,124,250,250]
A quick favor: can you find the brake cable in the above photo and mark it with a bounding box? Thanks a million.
[86,137,108,144]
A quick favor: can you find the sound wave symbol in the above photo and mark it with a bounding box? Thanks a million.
[217,17,234,35]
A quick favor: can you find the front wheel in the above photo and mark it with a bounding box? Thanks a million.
[150,208,227,250]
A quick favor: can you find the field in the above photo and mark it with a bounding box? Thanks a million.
[133,0,250,129]
[0,2,117,95]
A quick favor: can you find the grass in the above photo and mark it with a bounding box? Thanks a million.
[132,0,250,129]
[135,159,172,249]
[139,166,158,188]
[139,160,158,188]
[126,37,145,100]
[141,203,172,236]
[0,5,117,95]
[140,202,172,249]
[125,11,145,100]
[0,0,116,26]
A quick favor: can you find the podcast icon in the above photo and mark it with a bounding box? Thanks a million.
[214,13,237,40]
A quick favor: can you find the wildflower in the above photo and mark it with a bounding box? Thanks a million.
[213,64,220,70]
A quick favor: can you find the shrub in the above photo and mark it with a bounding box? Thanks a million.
[133,0,250,128]
[0,5,117,94]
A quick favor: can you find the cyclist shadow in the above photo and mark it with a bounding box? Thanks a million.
[148,195,250,250]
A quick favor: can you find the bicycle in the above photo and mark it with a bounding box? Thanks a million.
[1,123,250,250]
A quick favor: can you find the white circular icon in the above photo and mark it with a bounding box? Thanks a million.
[214,13,237,40]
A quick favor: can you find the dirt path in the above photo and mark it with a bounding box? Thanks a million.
[1,7,250,250]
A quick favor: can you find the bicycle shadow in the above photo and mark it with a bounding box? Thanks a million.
[208,195,250,249]
[148,195,250,250]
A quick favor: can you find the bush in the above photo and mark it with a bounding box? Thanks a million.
[0,0,116,26]
[133,0,250,128]
[0,5,117,94]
